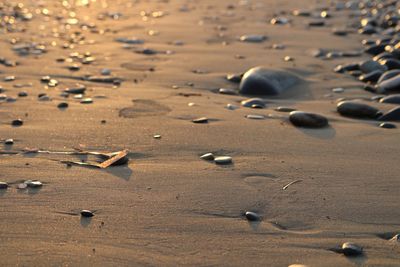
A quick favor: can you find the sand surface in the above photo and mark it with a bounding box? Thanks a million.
[1,0,400,266]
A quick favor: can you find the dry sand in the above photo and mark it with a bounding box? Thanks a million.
[0,0,400,266]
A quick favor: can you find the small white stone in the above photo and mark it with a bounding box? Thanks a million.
[214,156,232,165]
[200,153,214,161]
[246,114,265,120]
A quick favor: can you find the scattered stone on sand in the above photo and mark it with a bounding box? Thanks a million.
[219,88,237,95]
[358,70,383,83]
[65,84,86,94]
[58,102,69,109]
[376,74,400,94]
[270,17,290,25]
[214,156,232,165]
[81,210,94,217]
[245,211,261,222]
[337,101,381,119]
[377,70,400,84]
[192,117,208,124]
[11,119,23,126]
[378,107,400,122]
[200,153,214,161]
[289,111,328,128]
[359,60,387,74]
[239,67,300,96]
[80,98,93,104]
[18,91,28,97]
[308,20,325,27]
[240,98,266,108]
[275,107,297,112]
[226,73,243,83]
[226,104,239,110]
[379,122,396,129]
[390,234,400,242]
[379,95,400,105]
[4,138,14,145]
[239,35,266,43]
[341,242,363,257]
[24,180,43,188]
[0,182,9,189]
[153,134,161,139]
[115,37,144,44]
[245,114,265,120]
[332,88,344,93]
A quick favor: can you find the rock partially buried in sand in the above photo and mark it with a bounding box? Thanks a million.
[341,242,363,257]
[275,106,297,112]
[200,153,214,161]
[0,182,9,189]
[240,98,266,108]
[11,119,23,126]
[289,111,328,128]
[337,101,381,119]
[379,122,396,129]
[192,117,208,124]
[81,210,94,217]
[245,211,261,222]
[378,107,400,121]
[239,67,300,96]
[214,156,232,165]
[239,35,266,43]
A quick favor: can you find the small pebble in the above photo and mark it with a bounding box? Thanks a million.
[200,153,214,161]
[214,156,232,165]
[246,114,265,120]
[192,117,208,123]
[341,242,363,257]
[379,122,396,129]
[58,102,69,109]
[0,182,9,189]
[4,138,14,145]
[81,210,94,217]
[11,119,23,126]
[245,211,261,221]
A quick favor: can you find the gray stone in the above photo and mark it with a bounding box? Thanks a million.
[378,107,400,121]
[240,98,266,108]
[289,111,328,128]
[239,67,300,96]
[377,70,400,83]
[81,210,94,217]
[341,242,363,257]
[245,211,261,221]
[379,95,400,104]
[359,60,387,74]
[377,74,400,94]
[337,101,381,119]
[214,156,232,165]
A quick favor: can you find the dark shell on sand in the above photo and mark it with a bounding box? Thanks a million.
[337,101,381,119]
[378,107,400,121]
[289,111,328,128]
[239,67,300,96]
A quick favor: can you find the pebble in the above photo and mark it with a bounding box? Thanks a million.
[153,134,161,139]
[200,153,214,161]
[337,101,381,119]
[226,104,238,110]
[18,91,28,97]
[275,107,296,112]
[245,211,261,222]
[25,180,43,188]
[245,114,265,120]
[192,117,208,123]
[0,182,9,189]
[377,70,400,84]
[390,234,400,242]
[377,74,400,94]
[341,242,363,257]
[58,102,69,108]
[226,73,243,83]
[80,98,93,104]
[65,84,86,94]
[101,69,111,75]
[239,35,266,43]
[240,98,266,108]
[332,88,344,93]
[239,67,300,96]
[11,119,23,126]
[4,138,14,145]
[219,88,237,95]
[359,60,387,74]
[81,210,94,217]
[379,122,396,129]
[289,111,328,128]
[379,95,400,105]
[358,70,383,83]
[308,20,325,27]
[378,107,400,122]
[214,156,232,165]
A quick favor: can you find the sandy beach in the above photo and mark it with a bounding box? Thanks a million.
[1,0,400,266]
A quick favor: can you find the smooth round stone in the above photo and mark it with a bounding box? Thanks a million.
[219,88,237,95]
[275,106,296,112]
[18,91,28,97]
[4,138,14,145]
[214,156,232,165]
[378,107,400,121]
[65,85,86,94]
[38,95,51,101]
[379,122,396,129]
[334,63,359,73]
[245,211,261,222]
[239,67,300,96]
[226,104,239,110]
[308,20,325,26]
[11,119,23,126]
[226,73,243,83]
[342,242,363,257]
[192,117,208,124]
[81,210,94,217]
[101,68,111,75]
[359,70,383,83]
[379,95,400,104]
[25,180,43,188]
[337,101,381,119]
[239,35,266,43]
[80,98,93,104]
[377,75,400,94]
[380,59,400,70]
[200,153,214,161]
[377,70,400,83]
[153,134,161,139]
[0,182,8,189]
[245,114,265,120]
[240,98,266,108]
[359,60,387,74]
[289,111,328,128]
[58,102,69,108]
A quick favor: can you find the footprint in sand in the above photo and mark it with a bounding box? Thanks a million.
[119,99,171,118]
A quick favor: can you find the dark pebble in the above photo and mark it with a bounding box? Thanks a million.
[245,211,261,222]
[342,242,363,257]
[337,101,381,119]
[0,182,8,189]
[192,117,208,123]
[379,122,396,129]
[81,210,94,217]
[58,102,69,108]
[289,111,328,128]
[377,70,400,83]
[11,119,23,126]
[378,107,400,121]
[359,70,383,83]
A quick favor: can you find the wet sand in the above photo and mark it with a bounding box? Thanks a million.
[1,0,400,266]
